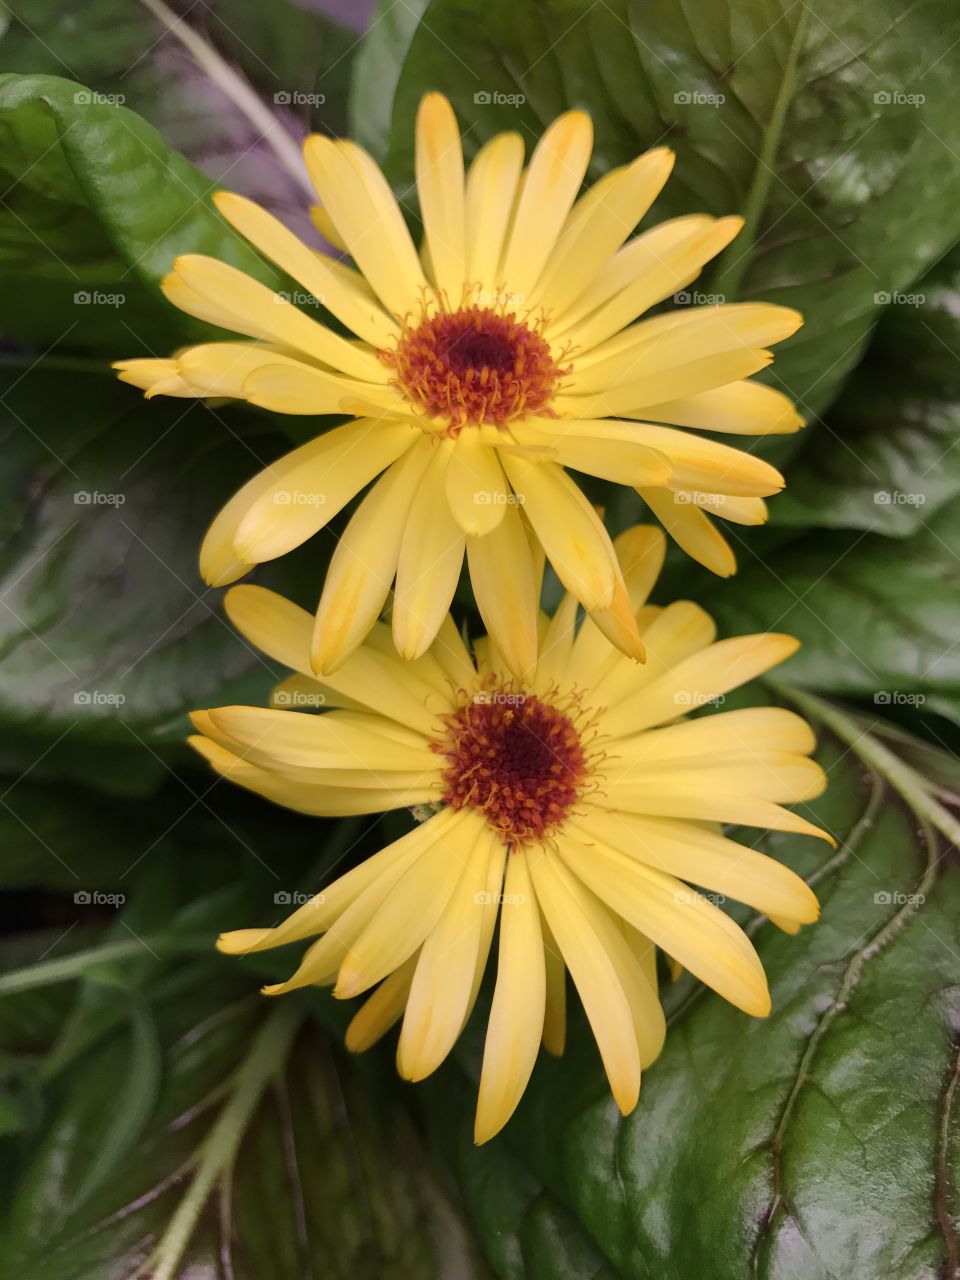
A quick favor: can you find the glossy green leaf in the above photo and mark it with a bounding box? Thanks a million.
[773,245,960,533]
[0,72,284,352]
[415,714,960,1279]
[351,0,960,414]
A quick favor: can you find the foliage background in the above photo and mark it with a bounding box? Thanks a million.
[0,1,959,1277]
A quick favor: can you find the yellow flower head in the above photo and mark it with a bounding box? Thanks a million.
[190,524,828,1143]
[116,93,803,678]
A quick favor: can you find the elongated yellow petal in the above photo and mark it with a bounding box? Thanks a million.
[540,909,566,1055]
[113,358,195,398]
[474,850,546,1143]
[304,135,426,317]
[168,254,387,382]
[529,849,641,1115]
[446,433,509,535]
[464,133,525,294]
[576,809,820,925]
[416,93,466,302]
[241,360,411,417]
[312,439,434,673]
[643,379,804,435]
[335,809,485,998]
[624,426,784,498]
[613,706,816,763]
[466,499,539,681]
[638,485,737,578]
[557,834,770,1016]
[500,456,619,610]
[213,191,399,348]
[232,419,417,564]
[533,147,675,314]
[397,821,493,1080]
[346,953,419,1052]
[393,442,466,660]
[499,111,593,300]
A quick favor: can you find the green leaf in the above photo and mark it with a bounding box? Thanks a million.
[0,972,484,1279]
[0,364,328,745]
[416,712,960,1279]
[708,502,960,721]
[0,71,284,352]
[351,0,960,413]
[772,245,960,533]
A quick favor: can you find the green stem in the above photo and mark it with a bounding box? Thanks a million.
[138,0,314,200]
[0,937,211,997]
[711,5,810,300]
[777,685,960,847]
[147,1001,302,1280]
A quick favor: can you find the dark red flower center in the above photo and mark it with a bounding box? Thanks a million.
[381,305,566,432]
[436,688,588,846]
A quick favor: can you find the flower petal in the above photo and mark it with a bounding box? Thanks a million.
[416,93,467,302]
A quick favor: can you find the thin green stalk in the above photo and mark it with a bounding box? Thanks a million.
[778,684,960,847]
[711,4,810,299]
[146,1001,302,1280]
[0,936,211,997]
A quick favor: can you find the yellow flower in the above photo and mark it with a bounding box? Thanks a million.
[116,92,802,678]
[190,524,828,1143]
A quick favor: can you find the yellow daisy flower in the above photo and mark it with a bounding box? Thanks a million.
[116,93,802,678]
[190,525,828,1143]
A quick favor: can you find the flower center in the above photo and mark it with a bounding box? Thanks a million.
[381,305,566,432]
[436,687,588,846]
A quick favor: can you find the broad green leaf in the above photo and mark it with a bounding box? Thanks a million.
[709,503,960,722]
[0,972,484,1279]
[415,715,960,1279]
[0,72,285,352]
[773,245,960,533]
[351,0,960,414]
[0,365,329,744]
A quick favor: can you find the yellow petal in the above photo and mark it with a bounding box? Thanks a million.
[312,439,434,673]
[643,379,804,435]
[232,419,417,564]
[464,132,525,294]
[416,93,466,302]
[446,433,509,536]
[474,850,546,1143]
[392,442,466,660]
[557,834,770,1017]
[397,820,493,1080]
[304,135,426,317]
[499,111,593,300]
[638,485,737,577]
[466,500,539,681]
[167,254,386,382]
[540,908,566,1055]
[113,358,196,398]
[213,191,399,348]
[500,456,619,609]
[346,953,419,1052]
[240,360,410,416]
[529,849,641,1115]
